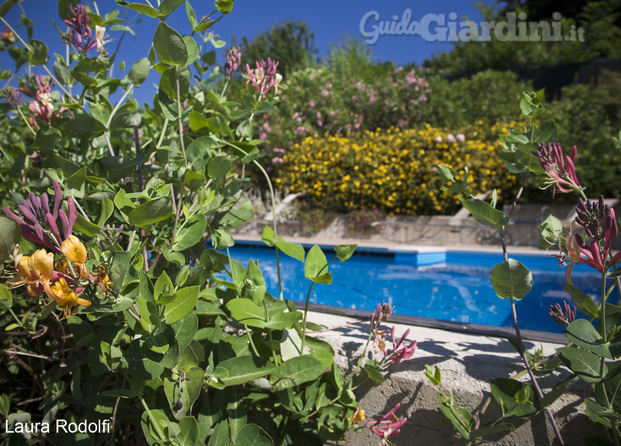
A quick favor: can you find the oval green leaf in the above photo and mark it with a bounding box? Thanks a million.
[153,22,187,66]
[490,259,533,301]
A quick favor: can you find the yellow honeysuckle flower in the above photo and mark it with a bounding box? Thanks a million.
[28,249,55,282]
[61,235,87,265]
[46,277,91,312]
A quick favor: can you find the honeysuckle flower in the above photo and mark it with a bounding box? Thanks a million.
[447,133,456,143]
[243,58,281,98]
[560,197,621,283]
[533,142,581,195]
[370,302,393,331]
[64,4,97,52]
[94,25,108,53]
[365,403,407,445]
[15,249,54,296]
[20,75,54,129]
[46,277,91,316]
[3,87,22,108]
[224,47,241,79]
[385,326,417,366]
[3,180,77,252]
[351,404,366,423]
[61,235,89,279]
[1,27,15,43]
[456,133,466,142]
[550,300,576,327]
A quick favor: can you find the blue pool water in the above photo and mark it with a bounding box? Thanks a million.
[223,244,603,334]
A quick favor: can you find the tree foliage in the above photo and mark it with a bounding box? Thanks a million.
[231,19,317,76]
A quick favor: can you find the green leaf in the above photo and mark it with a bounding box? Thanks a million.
[461,198,509,228]
[504,131,529,145]
[186,135,221,170]
[270,356,324,389]
[73,214,102,237]
[531,120,556,144]
[0,0,19,17]
[490,259,533,301]
[539,214,563,249]
[65,167,87,198]
[128,197,172,228]
[173,215,206,251]
[177,417,199,446]
[61,112,107,136]
[439,394,473,439]
[335,244,357,262]
[28,39,48,65]
[557,346,605,383]
[183,35,199,64]
[154,271,174,299]
[275,240,305,263]
[261,226,275,246]
[159,0,186,16]
[208,420,231,446]
[164,286,199,324]
[304,245,329,281]
[214,356,277,386]
[564,284,599,319]
[565,319,612,359]
[226,299,266,328]
[212,228,234,249]
[115,0,161,17]
[0,216,20,265]
[424,364,441,387]
[128,57,150,86]
[53,54,72,86]
[490,378,537,418]
[207,155,232,180]
[153,22,188,66]
[363,360,385,384]
[186,1,197,28]
[0,284,12,311]
[234,424,273,446]
[214,0,233,14]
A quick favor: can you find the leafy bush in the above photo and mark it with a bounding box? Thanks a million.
[542,74,621,200]
[426,70,530,128]
[276,123,520,215]
[255,64,431,174]
[0,2,415,445]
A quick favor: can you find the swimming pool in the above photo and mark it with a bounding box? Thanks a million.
[223,242,602,335]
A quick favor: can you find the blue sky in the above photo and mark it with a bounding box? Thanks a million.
[1,0,496,105]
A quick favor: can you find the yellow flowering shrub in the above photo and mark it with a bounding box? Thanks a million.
[276,123,520,215]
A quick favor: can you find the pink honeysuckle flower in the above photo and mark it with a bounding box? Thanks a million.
[370,302,393,332]
[560,197,621,283]
[224,47,241,79]
[64,4,97,53]
[385,326,417,366]
[446,134,456,143]
[549,300,576,327]
[533,142,581,195]
[3,87,22,107]
[365,403,407,445]
[456,133,465,142]
[3,180,77,253]
[243,58,281,98]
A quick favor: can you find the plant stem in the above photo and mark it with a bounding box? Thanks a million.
[217,138,284,300]
[499,181,565,445]
[301,257,336,351]
[139,396,166,442]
